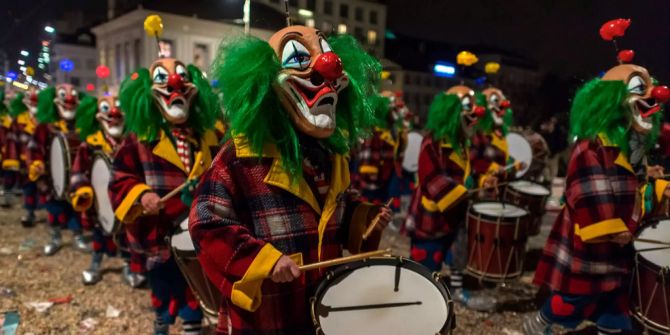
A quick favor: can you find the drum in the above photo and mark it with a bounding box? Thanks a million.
[631,219,670,333]
[170,216,222,318]
[504,180,550,236]
[49,131,79,200]
[90,153,117,234]
[466,202,530,282]
[506,130,550,180]
[401,131,423,173]
[311,257,454,335]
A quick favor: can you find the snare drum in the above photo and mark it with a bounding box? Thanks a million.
[506,130,550,180]
[504,180,550,236]
[49,131,80,200]
[631,220,670,333]
[311,257,454,335]
[90,153,117,234]
[170,216,222,318]
[466,202,529,282]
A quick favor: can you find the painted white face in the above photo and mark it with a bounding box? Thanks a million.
[96,97,124,139]
[626,74,656,133]
[150,59,196,125]
[54,84,78,121]
[23,88,39,116]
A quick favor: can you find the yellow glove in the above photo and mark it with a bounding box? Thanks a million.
[28,160,45,181]
[71,186,94,212]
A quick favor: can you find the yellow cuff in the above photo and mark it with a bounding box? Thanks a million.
[72,186,94,212]
[114,183,151,223]
[28,161,45,181]
[359,165,379,174]
[2,159,19,171]
[230,244,283,312]
[655,179,670,203]
[574,218,628,242]
[421,185,468,212]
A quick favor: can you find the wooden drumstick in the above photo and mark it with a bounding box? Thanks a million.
[635,238,670,247]
[467,181,511,195]
[297,249,391,272]
[362,199,393,240]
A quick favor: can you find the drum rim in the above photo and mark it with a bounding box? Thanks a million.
[91,152,117,234]
[507,180,551,196]
[634,218,670,271]
[310,256,454,334]
[49,132,71,200]
[469,201,529,223]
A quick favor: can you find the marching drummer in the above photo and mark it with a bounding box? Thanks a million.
[0,89,14,207]
[524,19,670,335]
[29,83,90,255]
[108,15,220,335]
[189,26,391,334]
[70,93,146,287]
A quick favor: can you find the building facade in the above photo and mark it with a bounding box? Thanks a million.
[51,42,98,92]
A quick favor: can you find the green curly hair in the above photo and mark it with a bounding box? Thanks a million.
[9,93,27,118]
[36,87,58,123]
[119,64,220,142]
[212,33,380,179]
[75,95,100,140]
[0,91,7,116]
[371,94,391,128]
[570,78,661,154]
[425,92,467,154]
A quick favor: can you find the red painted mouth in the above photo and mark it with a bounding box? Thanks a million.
[288,78,336,108]
[637,99,661,118]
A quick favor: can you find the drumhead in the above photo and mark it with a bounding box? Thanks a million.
[506,132,532,178]
[634,220,670,268]
[401,131,423,173]
[472,202,527,218]
[171,218,195,251]
[91,154,116,234]
[49,133,70,199]
[312,257,452,335]
[509,180,551,196]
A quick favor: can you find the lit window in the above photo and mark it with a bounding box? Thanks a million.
[337,24,347,34]
[367,30,377,45]
[306,18,315,27]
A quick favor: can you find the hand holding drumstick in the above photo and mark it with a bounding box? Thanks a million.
[362,199,394,240]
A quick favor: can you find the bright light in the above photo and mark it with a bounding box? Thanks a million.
[20,50,29,57]
[42,40,50,47]
[306,18,315,28]
[337,24,347,34]
[38,64,45,70]
[17,60,25,65]
[367,30,377,45]
[19,66,26,72]
[298,9,313,17]
[44,26,56,34]
[433,62,456,78]
[12,81,29,90]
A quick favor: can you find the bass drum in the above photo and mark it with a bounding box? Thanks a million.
[49,132,73,200]
[506,130,549,180]
[90,153,118,234]
[311,257,454,335]
[170,216,222,318]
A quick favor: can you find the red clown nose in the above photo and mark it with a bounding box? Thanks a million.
[652,85,670,104]
[500,100,511,109]
[313,52,343,83]
[473,106,487,118]
[168,73,184,91]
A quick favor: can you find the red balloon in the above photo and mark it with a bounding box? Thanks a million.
[599,18,631,41]
[86,83,95,92]
[652,85,670,104]
[617,50,635,63]
[96,65,110,79]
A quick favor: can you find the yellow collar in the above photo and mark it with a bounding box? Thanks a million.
[86,131,114,155]
[54,120,70,133]
[1,115,11,129]
[597,134,634,174]
[152,130,215,177]
[17,112,36,135]
[438,139,471,182]
[233,135,350,260]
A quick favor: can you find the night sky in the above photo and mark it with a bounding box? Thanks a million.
[2,1,670,82]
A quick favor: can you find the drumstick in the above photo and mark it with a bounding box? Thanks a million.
[467,181,511,195]
[362,199,393,240]
[635,238,670,247]
[297,249,391,272]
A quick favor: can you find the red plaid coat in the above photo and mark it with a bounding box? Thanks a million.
[1,112,37,172]
[189,136,381,335]
[470,131,518,185]
[406,134,474,239]
[108,130,219,268]
[533,137,666,295]
[27,121,80,199]
[0,115,14,168]
[355,128,407,191]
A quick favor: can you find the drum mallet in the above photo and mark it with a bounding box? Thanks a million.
[296,249,391,272]
[362,199,394,240]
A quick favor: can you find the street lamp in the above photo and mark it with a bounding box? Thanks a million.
[20,50,29,57]
[44,26,56,34]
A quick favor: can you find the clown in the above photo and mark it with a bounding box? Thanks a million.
[2,87,43,226]
[109,32,221,332]
[0,89,12,207]
[189,26,391,334]
[29,83,89,255]
[71,94,146,287]
[524,19,670,335]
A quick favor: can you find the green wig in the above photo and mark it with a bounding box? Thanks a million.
[0,91,7,116]
[36,87,59,124]
[570,78,661,153]
[9,93,27,118]
[501,107,514,135]
[120,64,220,142]
[371,94,391,128]
[425,93,466,153]
[213,34,380,178]
[473,92,494,134]
[75,95,100,140]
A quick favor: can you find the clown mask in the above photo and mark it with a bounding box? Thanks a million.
[269,26,349,138]
[602,64,670,134]
[54,84,78,121]
[149,58,196,125]
[23,86,40,116]
[96,96,124,139]
[483,87,511,127]
[446,85,483,137]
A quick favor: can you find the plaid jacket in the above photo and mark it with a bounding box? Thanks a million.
[533,136,666,295]
[27,121,79,199]
[108,130,218,267]
[470,131,517,185]
[1,112,37,171]
[356,128,407,191]
[406,134,472,239]
[69,131,118,214]
[1,115,14,168]
[189,136,381,335]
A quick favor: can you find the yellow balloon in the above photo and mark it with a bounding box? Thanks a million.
[456,51,478,67]
[26,67,35,76]
[144,15,164,37]
[485,62,500,74]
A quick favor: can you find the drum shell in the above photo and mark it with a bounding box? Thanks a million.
[49,131,81,201]
[503,185,548,236]
[466,203,529,282]
[90,153,119,235]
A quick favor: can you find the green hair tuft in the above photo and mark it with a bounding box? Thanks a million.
[36,87,59,124]
[425,93,465,153]
[371,95,391,128]
[9,93,26,118]
[75,95,100,140]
